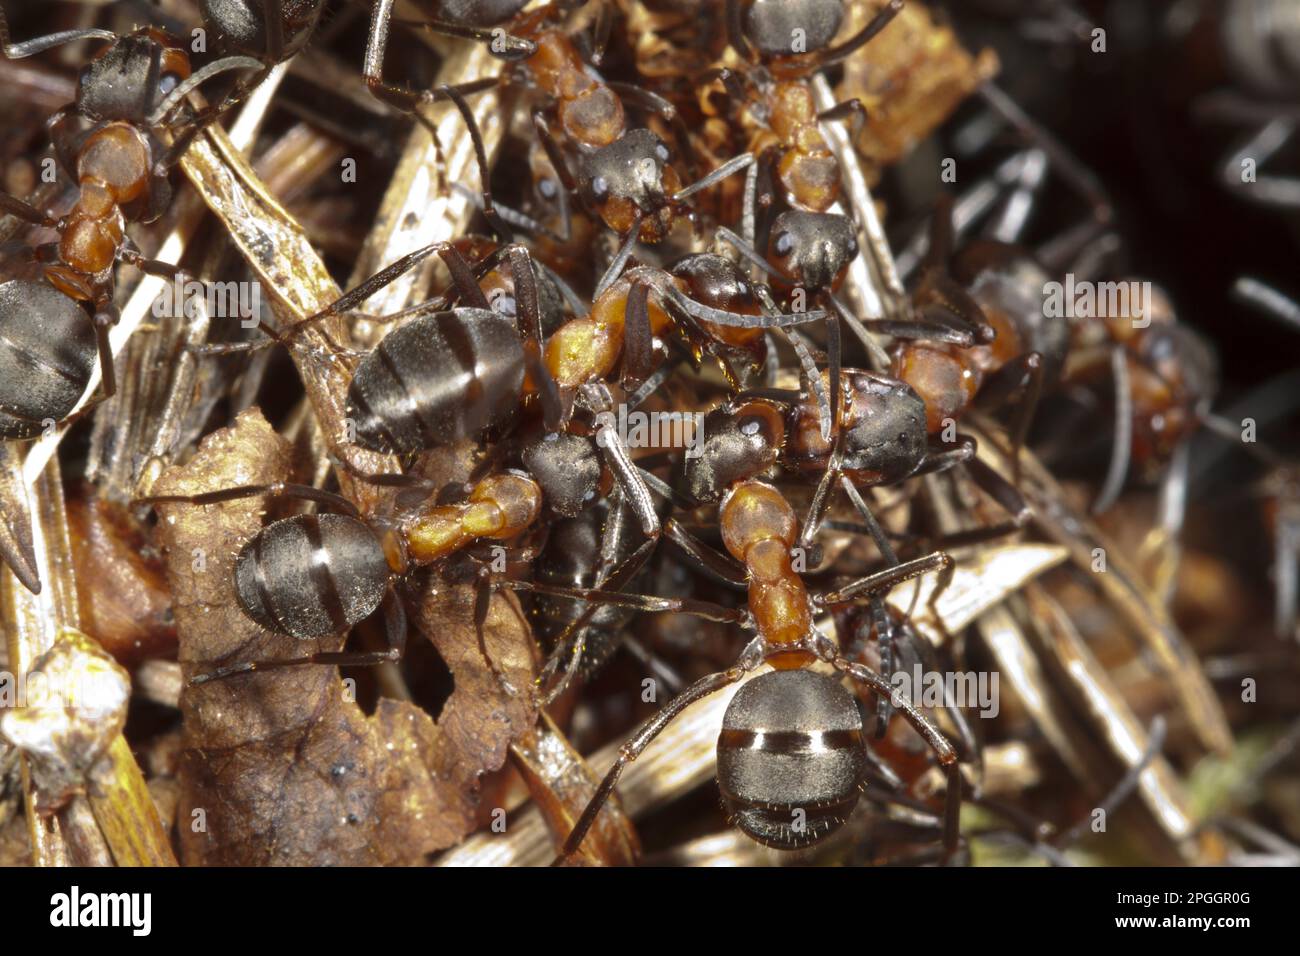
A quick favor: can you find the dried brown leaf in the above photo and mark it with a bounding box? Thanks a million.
[151,409,454,864]
[408,576,539,845]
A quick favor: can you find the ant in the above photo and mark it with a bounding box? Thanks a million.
[138,469,543,685]
[364,1,753,243]
[890,197,1065,488]
[0,9,269,422]
[504,475,963,860]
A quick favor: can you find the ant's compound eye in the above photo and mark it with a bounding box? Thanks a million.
[78,64,93,89]
[591,175,609,201]
[655,142,671,163]
[538,177,558,200]
[845,236,858,258]
[740,416,763,436]
[774,232,794,257]
[159,72,182,96]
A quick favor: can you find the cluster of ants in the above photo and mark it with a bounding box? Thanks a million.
[1,0,1295,866]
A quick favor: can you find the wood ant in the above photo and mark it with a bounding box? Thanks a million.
[505,474,963,860]
[363,1,753,243]
[138,469,543,685]
[0,10,268,426]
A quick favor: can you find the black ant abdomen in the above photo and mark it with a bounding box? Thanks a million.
[717,668,867,850]
[0,279,99,440]
[345,308,525,456]
[233,513,392,640]
[200,0,324,61]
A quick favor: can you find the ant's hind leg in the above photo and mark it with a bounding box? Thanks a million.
[190,587,409,686]
[553,664,751,864]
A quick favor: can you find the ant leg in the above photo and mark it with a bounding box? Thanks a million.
[363,0,505,113]
[278,240,469,340]
[811,0,903,69]
[861,311,982,347]
[1223,120,1300,207]
[978,83,1113,225]
[824,651,962,857]
[798,455,842,553]
[1091,344,1132,515]
[667,286,827,330]
[137,481,362,519]
[594,216,643,298]
[817,98,867,139]
[975,350,1045,484]
[587,0,614,65]
[663,519,749,589]
[606,81,700,181]
[774,328,833,441]
[91,299,119,401]
[914,437,977,477]
[532,112,579,195]
[399,14,535,60]
[869,597,896,735]
[191,586,408,686]
[554,663,752,863]
[672,153,753,203]
[716,225,780,280]
[1054,716,1167,849]
[818,550,955,624]
[963,456,1032,525]
[622,279,659,388]
[1275,515,1300,640]
[501,578,747,623]
[474,564,519,697]
[439,84,515,242]
[1233,276,1300,333]
[838,476,900,564]
[827,293,893,370]
[0,191,56,227]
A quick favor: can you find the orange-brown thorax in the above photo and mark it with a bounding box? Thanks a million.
[769,81,839,213]
[543,272,685,387]
[720,480,813,669]
[45,122,154,301]
[402,473,542,565]
[527,32,625,149]
[891,310,1025,434]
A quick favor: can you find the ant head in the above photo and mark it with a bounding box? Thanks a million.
[77,29,191,124]
[200,0,324,60]
[767,211,858,292]
[670,253,762,317]
[743,0,845,58]
[678,400,784,505]
[716,668,866,850]
[835,371,928,484]
[955,242,1072,384]
[521,431,603,517]
[1138,321,1219,407]
[580,129,681,240]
